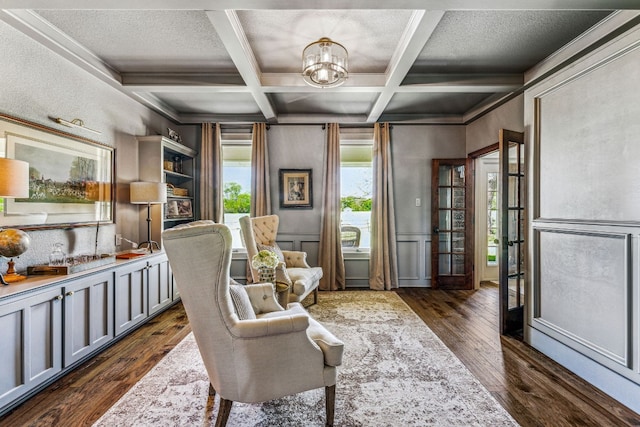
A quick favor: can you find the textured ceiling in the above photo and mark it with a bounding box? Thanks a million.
[36,10,236,73]
[237,10,414,74]
[413,11,611,73]
[1,2,621,124]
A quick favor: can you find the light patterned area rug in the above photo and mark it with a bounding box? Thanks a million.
[94,291,519,426]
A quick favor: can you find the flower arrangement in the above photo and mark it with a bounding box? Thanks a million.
[251,250,279,269]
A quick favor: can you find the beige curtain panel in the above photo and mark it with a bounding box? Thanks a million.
[199,123,223,223]
[370,122,399,290]
[250,123,271,217]
[318,123,345,291]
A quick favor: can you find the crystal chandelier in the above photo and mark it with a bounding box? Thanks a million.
[302,37,348,88]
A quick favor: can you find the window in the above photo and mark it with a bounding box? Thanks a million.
[340,134,373,250]
[222,140,251,249]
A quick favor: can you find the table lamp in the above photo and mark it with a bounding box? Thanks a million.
[0,158,30,285]
[130,181,166,253]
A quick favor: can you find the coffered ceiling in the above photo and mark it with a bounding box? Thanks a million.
[1,1,634,125]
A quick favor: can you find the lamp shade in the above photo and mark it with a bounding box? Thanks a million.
[130,182,167,204]
[0,158,29,198]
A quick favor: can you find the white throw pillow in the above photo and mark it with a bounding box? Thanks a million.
[244,284,284,314]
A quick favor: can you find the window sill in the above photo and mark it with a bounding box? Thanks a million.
[231,249,248,260]
[342,249,370,259]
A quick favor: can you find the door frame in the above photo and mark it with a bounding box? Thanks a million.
[469,143,499,290]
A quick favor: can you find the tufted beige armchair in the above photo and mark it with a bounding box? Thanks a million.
[162,221,343,427]
[240,215,322,305]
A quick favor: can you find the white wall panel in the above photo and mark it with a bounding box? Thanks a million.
[397,240,420,280]
[537,230,629,365]
[537,45,640,222]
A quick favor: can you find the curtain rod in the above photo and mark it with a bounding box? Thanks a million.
[216,122,465,129]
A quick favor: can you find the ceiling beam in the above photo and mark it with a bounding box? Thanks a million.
[206,10,277,122]
[179,113,266,124]
[2,1,636,10]
[366,10,445,123]
[121,72,246,88]
[261,73,386,92]
[129,92,182,122]
[398,74,523,93]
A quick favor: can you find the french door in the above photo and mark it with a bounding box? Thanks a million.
[431,159,473,289]
[499,129,525,334]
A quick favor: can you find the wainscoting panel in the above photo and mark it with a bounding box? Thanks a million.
[300,241,320,267]
[275,240,295,251]
[395,233,431,287]
[424,239,432,283]
[534,229,630,367]
[344,257,370,288]
[397,240,420,281]
[232,233,432,287]
[278,233,320,266]
[230,256,248,283]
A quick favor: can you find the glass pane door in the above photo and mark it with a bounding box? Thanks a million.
[499,130,525,334]
[431,159,473,289]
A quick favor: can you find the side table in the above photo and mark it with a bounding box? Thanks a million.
[275,282,290,309]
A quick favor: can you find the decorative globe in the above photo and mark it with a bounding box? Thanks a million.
[0,228,31,258]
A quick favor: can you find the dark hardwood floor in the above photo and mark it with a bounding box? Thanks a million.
[1,284,639,426]
[396,285,640,427]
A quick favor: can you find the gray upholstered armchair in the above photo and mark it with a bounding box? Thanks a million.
[240,214,322,305]
[162,221,343,427]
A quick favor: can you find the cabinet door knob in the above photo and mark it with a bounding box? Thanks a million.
[54,295,64,301]
[66,291,74,296]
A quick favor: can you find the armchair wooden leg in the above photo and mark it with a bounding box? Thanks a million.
[209,383,216,397]
[325,385,336,427]
[314,287,319,305]
[215,397,233,427]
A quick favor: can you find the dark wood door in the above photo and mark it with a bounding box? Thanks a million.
[431,158,474,289]
[499,129,525,334]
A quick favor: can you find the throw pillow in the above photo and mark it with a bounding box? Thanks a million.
[244,284,284,314]
[229,284,256,320]
[257,241,284,262]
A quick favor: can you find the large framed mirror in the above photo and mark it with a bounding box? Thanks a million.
[0,113,114,229]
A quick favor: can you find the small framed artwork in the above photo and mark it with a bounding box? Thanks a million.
[279,169,312,209]
[166,198,193,219]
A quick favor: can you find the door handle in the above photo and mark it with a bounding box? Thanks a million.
[433,226,439,234]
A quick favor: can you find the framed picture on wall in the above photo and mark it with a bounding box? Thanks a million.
[0,113,114,229]
[279,169,312,209]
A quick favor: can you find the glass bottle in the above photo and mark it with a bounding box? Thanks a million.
[49,243,66,266]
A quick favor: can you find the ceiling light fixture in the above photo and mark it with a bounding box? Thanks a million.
[51,117,101,135]
[302,37,348,88]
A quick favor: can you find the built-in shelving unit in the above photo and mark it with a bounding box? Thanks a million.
[137,136,198,248]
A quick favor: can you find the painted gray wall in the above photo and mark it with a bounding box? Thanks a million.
[247,124,466,286]
[465,95,524,155]
[0,20,197,273]
[392,125,466,286]
[525,22,640,412]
